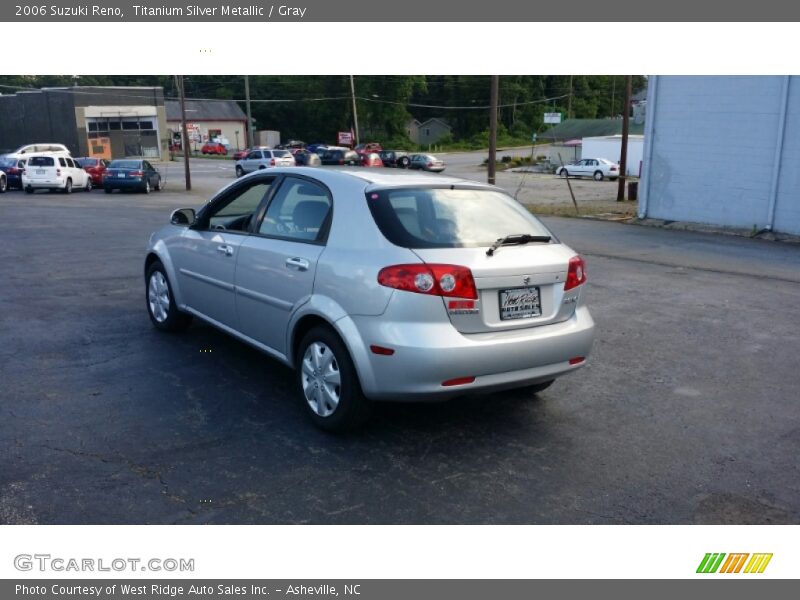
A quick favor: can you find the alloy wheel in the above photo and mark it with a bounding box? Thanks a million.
[148,271,170,323]
[301,341,341,417]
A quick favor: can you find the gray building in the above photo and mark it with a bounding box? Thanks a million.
[0,86,169,160]
[407,118,452,145]
[639,76,800,235]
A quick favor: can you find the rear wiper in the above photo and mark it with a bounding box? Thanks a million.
[486,233,551,256]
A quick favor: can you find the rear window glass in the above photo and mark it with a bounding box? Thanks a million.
[367,188,553,249]
[109,160,140,169]
[272,150,290,157]
[76,158,97,167]
[29,156,55,167]
[0,157,17,167]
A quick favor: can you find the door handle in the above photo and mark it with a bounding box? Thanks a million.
[216,244,234,257]
[285,257,310,271]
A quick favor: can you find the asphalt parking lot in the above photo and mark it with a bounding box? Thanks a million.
[1,172,799,524]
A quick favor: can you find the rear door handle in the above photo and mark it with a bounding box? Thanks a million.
[216,244,234,257]
[285,257,310,271]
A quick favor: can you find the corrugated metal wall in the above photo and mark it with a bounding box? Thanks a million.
[640,76,800,235]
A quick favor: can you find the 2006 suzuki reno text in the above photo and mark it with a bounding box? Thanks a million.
[144,168,595,431]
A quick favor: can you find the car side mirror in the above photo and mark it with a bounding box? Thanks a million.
[170,208,196,226]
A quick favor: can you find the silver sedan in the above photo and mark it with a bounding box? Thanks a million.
[144,168,595,431]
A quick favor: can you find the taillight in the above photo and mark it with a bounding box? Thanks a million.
[339,159,345,165]
[610,166,619,171]
[56,168,61,176]
[378,264,478,299]
[564,256,587,291]
[270,158,276,166]
[130,170,144,177]
[427,162,433,168]
[9,167,19,174]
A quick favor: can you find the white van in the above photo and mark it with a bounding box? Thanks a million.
[8,143,71,159]
[22,153,92,193]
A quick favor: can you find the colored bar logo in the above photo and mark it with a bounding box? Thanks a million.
[697,553,773,574]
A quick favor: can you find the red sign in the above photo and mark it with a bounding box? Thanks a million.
[337,131,353,146]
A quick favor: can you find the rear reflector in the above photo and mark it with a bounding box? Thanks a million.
[569,356,585,365]
[441,376,475,387]
[370,345,395,356]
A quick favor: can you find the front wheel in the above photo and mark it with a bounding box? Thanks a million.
[85,178,92,192]
[235,165,244,177]
[398,157,410,169]
[145,262,192,332]
[593,170,604,181]
[297,326,372,432]
[560,169,569,178]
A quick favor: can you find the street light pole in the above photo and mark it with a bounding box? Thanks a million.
[176,75,191,191]
[244,75,253,148]
[617,75,632,202]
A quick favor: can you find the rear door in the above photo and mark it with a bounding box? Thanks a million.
[235,175,332,357]
[26,155,60,185]
[170,178,275,329]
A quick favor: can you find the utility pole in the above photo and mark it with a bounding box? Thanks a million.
[244,75,253,148]
[350,75,360,146]
[176,75,191,191]
[488,75,499,185]
[610,76,616,117]
[617,75,632,202]
[567,75,573,119]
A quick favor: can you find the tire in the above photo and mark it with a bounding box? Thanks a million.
[258,165,266,170]
[25,186,34,194]
[85,178,92,192]
[523,380,555,395]
[63,179,72,194]
[0,176,6,193]
[593,170,604,181]
[154,176,162,191]
[398,157,410,169]
[560,169,569,178]
[297,326,372,432]
[145,261,192,332]
[235,165,244,177]
[143,180,151,194]
[104,187,112,194]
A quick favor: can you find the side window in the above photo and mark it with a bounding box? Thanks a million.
[59,158,67,167]
[207,180,274,231]
[258,177,331,242]
[143,161,153,171]
[67,158,76,168]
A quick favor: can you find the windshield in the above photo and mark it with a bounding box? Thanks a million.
[367,187,553,249]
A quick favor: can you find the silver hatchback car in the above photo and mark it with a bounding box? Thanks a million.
[144,168,595,430]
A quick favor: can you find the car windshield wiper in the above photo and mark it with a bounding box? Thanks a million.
[486,233,551,256]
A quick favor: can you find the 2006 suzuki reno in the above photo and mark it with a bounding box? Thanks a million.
[144,168,595,431]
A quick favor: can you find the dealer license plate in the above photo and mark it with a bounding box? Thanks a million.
[36,169,45,174]
[499,286,541,320]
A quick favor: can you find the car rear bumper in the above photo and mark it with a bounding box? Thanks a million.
[105,178,146,190]
[342,305,595,401]
[22,178,65,189]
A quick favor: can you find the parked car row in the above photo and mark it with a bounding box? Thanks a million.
[0,143,163,195]
[232,143,447,177]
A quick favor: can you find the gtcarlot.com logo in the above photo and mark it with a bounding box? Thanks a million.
[696,553,773,574]
[14,554,195,573]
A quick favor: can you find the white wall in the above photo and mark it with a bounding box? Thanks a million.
[581,136,644,177]
[640,76,800,235]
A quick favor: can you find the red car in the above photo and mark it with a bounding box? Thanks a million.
[355,142,383,155]
[361,152,384,167]
[201,142,227,156]
[74,157,110,186]
[232,148,251,160]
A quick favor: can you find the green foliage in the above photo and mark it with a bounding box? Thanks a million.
[0,75,646,147]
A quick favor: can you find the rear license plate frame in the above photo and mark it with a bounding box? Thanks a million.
[499,286,542,320]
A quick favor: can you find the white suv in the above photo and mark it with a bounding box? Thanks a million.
[8,143,71,159]
[235,148,295,177]
[22,153,92,193]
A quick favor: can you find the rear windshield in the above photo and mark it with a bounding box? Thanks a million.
[75,158,97,167]
[272,150,290,157]
[109,160,140,169]
[28,156,55,167]
[367,187,553,249]
[0,157,17,167]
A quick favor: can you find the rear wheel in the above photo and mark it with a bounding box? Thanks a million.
[143,180,151,194]
[398,156,410,169]
[560,169,569,178]
[0,176,6,193]
[63,179,72,194]
[145,261,192,332]
[85,178,92,192]
[235,165,244,177]
[25,186,34,194]
[104,187,112,194]
[154,176,162,191]
[297,326,372,432]
[593,170,604,181]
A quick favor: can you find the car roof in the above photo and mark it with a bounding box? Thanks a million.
[239,166,494,192]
